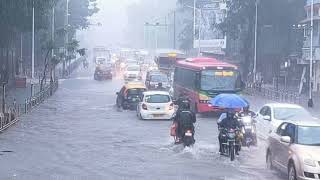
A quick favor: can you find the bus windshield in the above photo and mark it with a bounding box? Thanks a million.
[158,58,172,68]
[201,70,240,91]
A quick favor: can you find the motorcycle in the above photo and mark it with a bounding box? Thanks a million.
[220,128,241,161]
[238,115,257,147]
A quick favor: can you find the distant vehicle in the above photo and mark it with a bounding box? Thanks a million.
[173,57,244,113]
[136,91,174,120]
[145,72,170,90]
[256,103,314,139]
[154,49,185,75]
[266,120,320,180]
[126,59,139,66]
[116,82,147,110]
[94,64,112,80]
[93,46,111,63]
[123,65,142,81]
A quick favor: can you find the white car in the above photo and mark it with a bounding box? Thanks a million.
[123,65,142,80]
[256,103,314,139]
[137,91,175,120]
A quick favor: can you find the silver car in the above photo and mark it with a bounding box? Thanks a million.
[266,120,320,180]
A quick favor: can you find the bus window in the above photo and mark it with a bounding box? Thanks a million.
[201,70,240,91]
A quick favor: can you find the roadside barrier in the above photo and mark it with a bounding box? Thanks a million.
[0,80,59,132]
[245,86,307,105]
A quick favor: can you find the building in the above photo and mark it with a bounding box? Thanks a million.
[301,0,320,92]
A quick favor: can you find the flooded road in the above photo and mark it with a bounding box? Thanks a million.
[0,68,284,180]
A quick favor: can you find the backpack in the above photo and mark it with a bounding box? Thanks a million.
[179,110,194,127]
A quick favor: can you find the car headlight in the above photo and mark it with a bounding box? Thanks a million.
[304,158,316,167]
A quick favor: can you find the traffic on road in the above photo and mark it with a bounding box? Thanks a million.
[1,50,319,180]
[1,1,320,179]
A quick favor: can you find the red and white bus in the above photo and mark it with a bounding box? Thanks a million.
[173,57,244,113]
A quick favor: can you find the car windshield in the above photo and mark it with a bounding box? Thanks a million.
[127,88,145,95]
[127,66,140,71]
[297,126,320,145]
[201,70,240,91]
[145,94,170,103]
[150,75,168,82]
[273,107,312,120]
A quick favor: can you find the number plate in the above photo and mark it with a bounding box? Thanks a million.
[153,114,163,117]
[185,132,192,136]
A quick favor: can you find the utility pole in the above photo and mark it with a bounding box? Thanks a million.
[2,83,5,113]
[308,0,314,107]
[155,25,158,50]
[253,0,259,84]
[32,0,35,79]
[51,6,55,84]
[20,33,23,75]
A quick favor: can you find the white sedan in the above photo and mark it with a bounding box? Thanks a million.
[123,65,142,81]
[137,91,175,120]
[255,103,315,139]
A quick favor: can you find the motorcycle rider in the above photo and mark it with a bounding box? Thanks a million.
[238,105,256,117]
[218,110,241,154]
[173,99,196,143]
[155,82,166,91]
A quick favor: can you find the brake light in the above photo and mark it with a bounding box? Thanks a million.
[169,103,174,110]
[142,103,148,110]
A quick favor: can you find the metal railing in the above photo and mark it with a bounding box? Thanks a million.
[0,80,59,132]
[245,86,307,105]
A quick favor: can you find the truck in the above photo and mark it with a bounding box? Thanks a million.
[93,46,111,65]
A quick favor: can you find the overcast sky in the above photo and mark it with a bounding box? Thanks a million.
[78,0,140,49]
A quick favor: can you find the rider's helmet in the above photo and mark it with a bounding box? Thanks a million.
[180,99,191,110]
[226,109,236,119]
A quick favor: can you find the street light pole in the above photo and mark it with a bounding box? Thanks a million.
[253,0,258,84]
[198,8,201,56]
[155,25,158,50]
[173,11,176,49]
[308,0,314,107]
[32,0,35,79]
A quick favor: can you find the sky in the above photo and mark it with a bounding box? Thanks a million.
[78,0,141,50]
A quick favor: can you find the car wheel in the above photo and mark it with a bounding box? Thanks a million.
[288,163,297,180]
[266,151,274,170]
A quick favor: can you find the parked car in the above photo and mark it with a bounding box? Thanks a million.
[256,103,314,139]
[116,82,146,110]
[266,120,320,180]
[123,65,142,81]
[145,72,170,90]
[136,91,174,120]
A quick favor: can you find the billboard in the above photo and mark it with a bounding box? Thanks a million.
[193,0,226,50]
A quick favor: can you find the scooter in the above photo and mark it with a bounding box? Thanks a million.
[170,123,195,147]
[181,128,195,147]
[238,115,257,147]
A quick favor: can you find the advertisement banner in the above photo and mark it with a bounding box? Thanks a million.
[193,0,226,50]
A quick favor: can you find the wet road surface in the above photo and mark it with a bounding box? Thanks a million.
[0,68,285,180]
